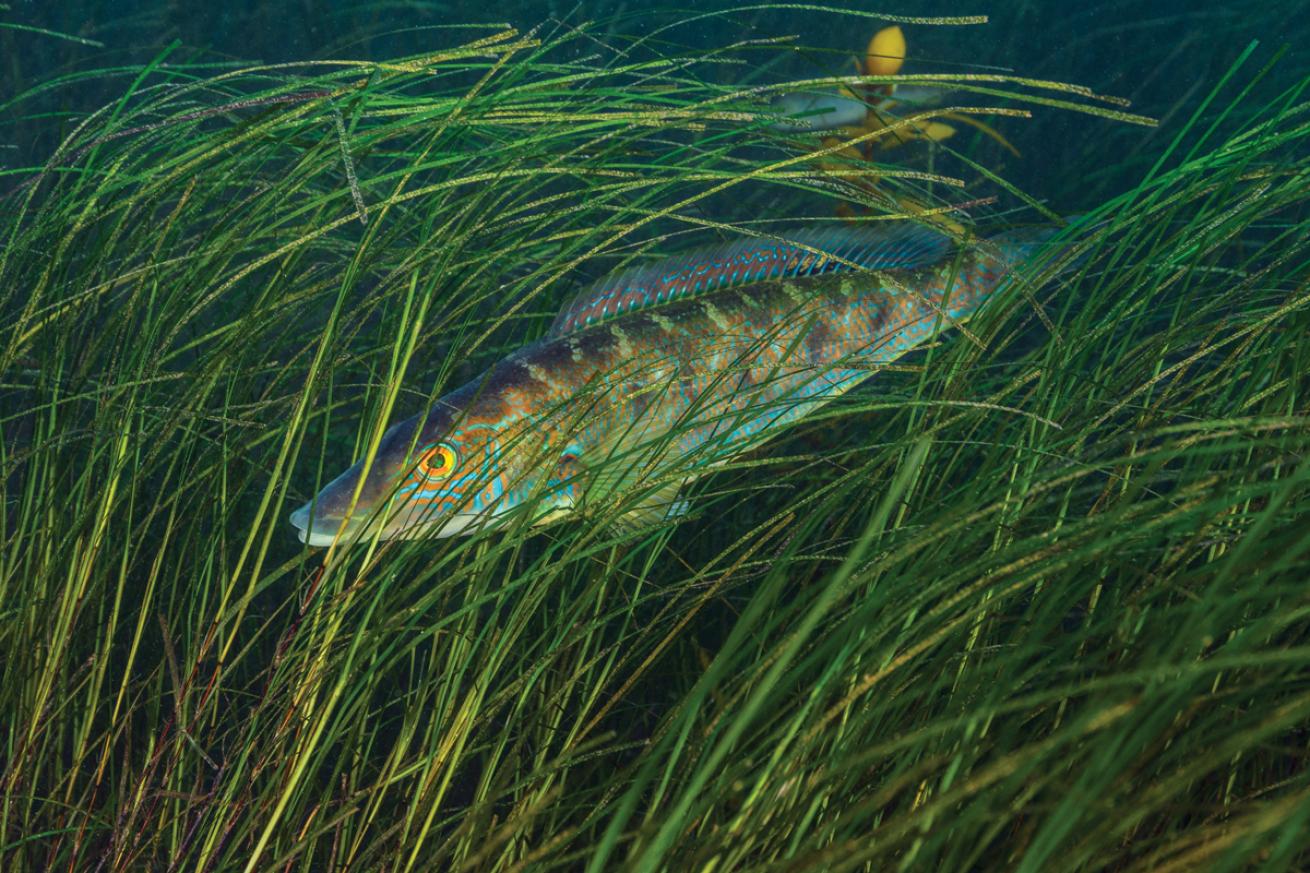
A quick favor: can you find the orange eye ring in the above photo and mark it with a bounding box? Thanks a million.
[417,443,458,480]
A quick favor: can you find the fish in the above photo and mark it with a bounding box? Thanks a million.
[769,25,1015,165]
[768,84,960,132]
[769,26,950,132]
[289,221,1077,547]
[768,90,875,132]
[770,26,936,132]
[767,25,1016,237]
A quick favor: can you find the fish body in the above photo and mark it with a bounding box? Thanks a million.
[767,26,948,133]
[769,91,873,132]
[768,85,953,132]
[290,225,1066,546]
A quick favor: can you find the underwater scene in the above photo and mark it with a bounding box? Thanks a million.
[2,0,1309,870]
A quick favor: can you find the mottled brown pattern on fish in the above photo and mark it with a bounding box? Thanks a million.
[488,265,933,462]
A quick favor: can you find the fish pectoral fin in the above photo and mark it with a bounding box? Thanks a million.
[614,478,693,529]
[530,506,576,528]
[563,443,693,529]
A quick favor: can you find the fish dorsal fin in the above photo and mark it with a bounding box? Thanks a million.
[548,224,953,336]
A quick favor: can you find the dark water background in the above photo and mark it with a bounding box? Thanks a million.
[4,0,1305,208]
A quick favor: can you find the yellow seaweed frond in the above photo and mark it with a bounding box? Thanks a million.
[865,26,907,77]
[820,136,868,162]
[874,119,957,150]
[940,111,1023,157]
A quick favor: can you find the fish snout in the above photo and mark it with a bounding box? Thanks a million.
[289,500,366,546]
[289,459,376,546]
[288,503,313,533]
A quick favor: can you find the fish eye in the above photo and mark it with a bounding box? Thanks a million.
[416,443,458,480]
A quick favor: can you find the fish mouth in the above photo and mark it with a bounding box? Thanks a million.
[289,501,486,547]
[289,502,368,547]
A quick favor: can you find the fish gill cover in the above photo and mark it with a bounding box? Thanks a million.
[1,2,1308,871]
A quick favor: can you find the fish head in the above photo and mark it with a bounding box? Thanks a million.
[289,403,516,547]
